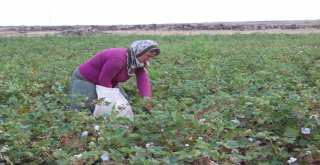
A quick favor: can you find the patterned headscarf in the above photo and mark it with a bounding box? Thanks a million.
[127,40,160,76]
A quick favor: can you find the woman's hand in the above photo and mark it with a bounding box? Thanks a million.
[141,96,153,114]
[143,104,153,114]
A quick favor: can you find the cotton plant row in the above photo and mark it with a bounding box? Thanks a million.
[0,34,319,164]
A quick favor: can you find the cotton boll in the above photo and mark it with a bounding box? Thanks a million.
[197,136,203,141]
[287,157,297,164]
[0,145,9,152]
[94,125,100,131]
[301,127,311,134]
[245,102,253,106]
[199,118,206,124]
[231,149,239,154]
[305,150,312,155]
[247,138,254,142]
[74,154,83,158]
[145,142,154,148]
[101,152,110,161]
[81,131,89,136]
[231,119,240,124]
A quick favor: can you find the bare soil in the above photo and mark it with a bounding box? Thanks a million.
[104,29,320,35]
[1,20,320,37]
[2,29,320,37]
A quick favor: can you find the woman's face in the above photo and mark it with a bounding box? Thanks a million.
[137,51,157,63]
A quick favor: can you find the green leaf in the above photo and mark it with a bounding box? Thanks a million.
[283,127,299,143]
[231,154,245,163]
[53,150,69,159]
[209,150,220,160]
[118,147,132,153]
[171,111,183,122]
[223,140,242,149]
[189,149,202,157]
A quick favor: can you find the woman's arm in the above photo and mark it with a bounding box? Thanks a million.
[135,67,152,98]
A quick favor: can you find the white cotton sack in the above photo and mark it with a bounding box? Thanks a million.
[93,85,134,121]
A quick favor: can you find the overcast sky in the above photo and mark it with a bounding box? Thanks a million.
[0,0,319,26]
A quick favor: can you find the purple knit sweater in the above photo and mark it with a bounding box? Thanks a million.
[78,48,151,98]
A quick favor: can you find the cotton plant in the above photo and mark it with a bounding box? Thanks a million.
[297,50,304,55]
[305,150,312,155]
[2,30,320,165]
[245,102,253,106]
[309,114,320,125]
[231,119,240,124]
[231,119,240,127]
[0,145,9,152]
[231,149,239,154]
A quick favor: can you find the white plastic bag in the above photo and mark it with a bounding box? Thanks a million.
[93,85,134,121]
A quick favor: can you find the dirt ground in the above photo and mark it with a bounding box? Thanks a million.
[105,29,320,35]
[1,27,320,37]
